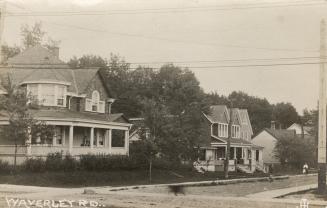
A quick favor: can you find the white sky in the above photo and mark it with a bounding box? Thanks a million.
[3,0,327,114]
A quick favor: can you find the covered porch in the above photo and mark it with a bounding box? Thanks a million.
[194,144,264,172]
[0,117,132,163]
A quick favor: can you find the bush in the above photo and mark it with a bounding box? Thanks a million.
[79,154,138,171]
[0,160,11,174]
[62,155,79,172]
[23,157,46,172]
[45,152,63,171]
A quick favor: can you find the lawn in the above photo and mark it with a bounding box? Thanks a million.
[0,169,268,188]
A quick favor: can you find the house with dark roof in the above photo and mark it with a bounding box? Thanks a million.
[252,122,296,165]
[196,105,264,173]
[0,45,132,164]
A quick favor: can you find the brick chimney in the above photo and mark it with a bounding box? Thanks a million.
[271,121,276,130]
[107,98,115,114]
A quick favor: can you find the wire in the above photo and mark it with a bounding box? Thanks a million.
[128,56,326,65]
[5,1,327,17]
[42,21,318,53]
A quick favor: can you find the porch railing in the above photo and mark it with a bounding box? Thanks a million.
[0,145,27,155]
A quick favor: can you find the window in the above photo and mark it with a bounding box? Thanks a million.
[211,123,218,137]
[41,84,55,106]
[85,90,105,113]
[232,125,240,138]
[92,91,100,112]
[218,123,228,138]
[27,84,38,102]
[57,85,65,106]
[27,84,66,107]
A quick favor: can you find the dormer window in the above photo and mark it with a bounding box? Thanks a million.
[85,90,105,113]
[92,91,99,112]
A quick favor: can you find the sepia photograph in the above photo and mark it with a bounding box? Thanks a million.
[0,0,326,207]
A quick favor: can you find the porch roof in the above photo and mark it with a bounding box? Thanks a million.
[211,136,253,146]
[0,109,130,126]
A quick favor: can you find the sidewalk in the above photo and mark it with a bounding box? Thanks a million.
[247,184,317,198]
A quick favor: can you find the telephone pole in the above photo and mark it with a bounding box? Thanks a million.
[318,19,327,194]
[0,1,6,64]
[224,101,233,179]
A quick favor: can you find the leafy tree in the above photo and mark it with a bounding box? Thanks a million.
[68,55,108,69]
[0,76,54,170]
[2,22,59,63]
[20,22,46,49]
[274,135,316,167]
[272,102,299,129]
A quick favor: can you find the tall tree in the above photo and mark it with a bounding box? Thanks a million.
[272,102,299,129]
[21,22,46,49]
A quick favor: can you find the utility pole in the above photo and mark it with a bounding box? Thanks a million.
[0,1,6,64]
[224,101,233,179]
[318,19,327,194]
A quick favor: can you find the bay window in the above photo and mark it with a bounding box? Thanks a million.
[26,83,67,107]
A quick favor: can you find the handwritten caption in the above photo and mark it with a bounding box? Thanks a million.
[5,197,106,208]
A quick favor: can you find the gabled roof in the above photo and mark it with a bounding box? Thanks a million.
[7,45,65,65]
[205,105,229,123]
[0,46,114,97]
[263,128,296,140]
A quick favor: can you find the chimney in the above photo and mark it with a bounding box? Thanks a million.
[107,98,115,114]
[51,47,59,58]
[271,121,276,130]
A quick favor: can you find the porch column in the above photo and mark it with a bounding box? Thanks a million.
[52,127,57,146]
[233,147,236,159]
[90,127,94,149]
[108,129,112,151]
[61,127,66,146]
[69,125,74,154]
[125,130,129,156]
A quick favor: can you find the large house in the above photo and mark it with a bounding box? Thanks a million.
[196,105,264,173]
[0,46,132,164]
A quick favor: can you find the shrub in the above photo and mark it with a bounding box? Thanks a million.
[62,155,79,172]
[0,160,11,174]
[79,154,139,171]
[23,157,46,172]
[45,152,63,171]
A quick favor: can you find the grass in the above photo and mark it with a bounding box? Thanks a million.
[0,169,268,188]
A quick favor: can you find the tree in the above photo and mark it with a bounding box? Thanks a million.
[272,102,299,129]
[274,135,316,167]
[1,44,21,63]
[21,22,46,49]
[0,76,54,170]
[228,91,273,134]
[2,22,59,63]
[67,55,108,69]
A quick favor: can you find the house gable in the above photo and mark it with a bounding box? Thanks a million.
[252,130,279,164]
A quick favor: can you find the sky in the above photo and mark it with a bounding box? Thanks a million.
[2,0,327,114]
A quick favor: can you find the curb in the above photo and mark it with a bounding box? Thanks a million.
[107,175,289,191]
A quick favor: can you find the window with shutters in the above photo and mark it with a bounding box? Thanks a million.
[85,91,105,113]
[92,91,100,112]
